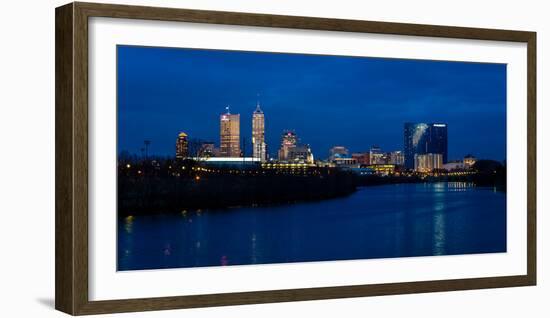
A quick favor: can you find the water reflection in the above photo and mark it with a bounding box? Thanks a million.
[124,215,134,234]
[118,215,135,270]
[432,183,446,255]
[447,182,475,192]
[118,183,506,271]
[433,202,446,255]
[251,233,258,264]
[163,243,171,256]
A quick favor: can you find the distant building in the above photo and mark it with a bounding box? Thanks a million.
[202,157,260,169]
[382,152,391,164]
[198,142,218,158]
[333,157,358,168]
[278,131,298,161]
[443,161,464,171]
[463,154,477,168]
[390,150,404,166]
[262,162,312,170]
[414,153,443,173]
[252,102,267,162]
[350,167,376,176]
[369,145,385,164]
[329,146,360,168]
[352,152,370,165]
[366,164,396,176]
[220,108,241,157]
[329,146,349,161]
[175,132,188,159]
[315,160,336,168]
[288,144,314,164]
[404,123,448,169]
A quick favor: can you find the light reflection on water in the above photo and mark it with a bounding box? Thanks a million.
[124,215,133,234]
[433,201,446,256]
[447,182,476,192]
[118,182,506,271]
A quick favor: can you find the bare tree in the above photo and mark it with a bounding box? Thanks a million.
[187,138,210,161]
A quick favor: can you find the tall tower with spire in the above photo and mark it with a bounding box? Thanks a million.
[252,99,267,162]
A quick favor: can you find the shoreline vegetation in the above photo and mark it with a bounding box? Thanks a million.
[118,158,506,216]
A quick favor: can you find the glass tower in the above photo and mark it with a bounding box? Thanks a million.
[429,123,448,164]
[404,123,448,169]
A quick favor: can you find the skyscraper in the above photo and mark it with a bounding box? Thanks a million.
[175,132,188,159]
[404,123,429,169]
[252,102,267,162]
[278,130,297,161]
[404,123,448,169]
[430,123,448,163]
[220,107,241,157]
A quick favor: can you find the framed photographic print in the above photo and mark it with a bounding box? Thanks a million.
[55,2,536,315]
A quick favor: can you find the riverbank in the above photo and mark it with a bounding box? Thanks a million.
[118,170,506,215]
[118,168,357,215]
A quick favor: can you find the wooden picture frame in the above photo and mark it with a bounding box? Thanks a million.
[55,2,536,315]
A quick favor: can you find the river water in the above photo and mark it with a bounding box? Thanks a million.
[117,182,506,271]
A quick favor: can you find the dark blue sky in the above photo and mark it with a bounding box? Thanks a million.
[118,45,506,161]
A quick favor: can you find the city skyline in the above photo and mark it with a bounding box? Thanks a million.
[169,108,450,168]
[118,45,506,161]
[128,103,491,165]
[116,45,508,272]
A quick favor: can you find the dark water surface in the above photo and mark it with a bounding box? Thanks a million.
[117,182,506,271]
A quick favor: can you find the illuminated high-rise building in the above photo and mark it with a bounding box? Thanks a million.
[369,145,385,164]
[278,130,297,161]
[175,132,188,159]
[390,150,404,166]
[414,153,443,172]
[252,102,267,162]
[220,107,241,157]
[404,123,448,169]
[404,123,429,169]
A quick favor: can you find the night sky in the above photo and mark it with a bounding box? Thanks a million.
[117,45,506,161]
